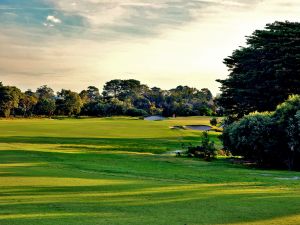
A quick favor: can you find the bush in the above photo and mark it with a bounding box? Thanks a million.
[222,113,275,166]
[104,99,128,116]
[222,95,300,170]
[210,117,218,126]
[272,95,300,169]
[197,106,213,116]
[126,108,149,117]
[187,131,216,161]
[81,102,106,116]
[220,116,236,128]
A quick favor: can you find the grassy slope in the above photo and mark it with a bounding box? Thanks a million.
[0,117,299,225]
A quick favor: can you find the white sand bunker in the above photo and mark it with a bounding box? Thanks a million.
[185,125,212,131]
[163,150,184,155]
[144,116,166,121]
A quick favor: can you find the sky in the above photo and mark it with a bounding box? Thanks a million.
[1,0,300,95]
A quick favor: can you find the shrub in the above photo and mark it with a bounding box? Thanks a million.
[222,112,275,166]
[198,106,213,116]
[126,108,149,117]
[220,116,236,128]
[104,99,128,116]
[272,95,300,169]
[80,102,106,116]
[222,95,300,170]
[187,131,216,161]
[210,117,218,126]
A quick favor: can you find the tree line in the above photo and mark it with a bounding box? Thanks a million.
[0,80,216,118]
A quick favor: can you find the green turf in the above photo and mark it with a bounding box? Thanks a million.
[0,117,300,225]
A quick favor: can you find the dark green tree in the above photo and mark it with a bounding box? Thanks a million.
[36,85,55,100]
[34,85,56,116]
[18,90,38,117]
[102,79,124,99]
[217,21,300,119]
[222,95,300,170]
[56,89,83,116]
[34,98,56,116]
[102,79,148,102]
[0,85,22,117]
[87,86,100,102]
[79,86,101,116]
[147,87,166,109]
[133,97,151,113]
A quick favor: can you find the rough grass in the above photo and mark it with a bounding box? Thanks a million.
[0,117,300,225]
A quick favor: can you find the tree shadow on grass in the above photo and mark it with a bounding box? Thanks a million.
[0,149,254,185]
[0,150,299,225]
[0,136,188,145]
[0,136,200,154]
[0,181,300,225]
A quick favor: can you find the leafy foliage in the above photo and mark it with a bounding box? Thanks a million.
[210,117,218,126]
[223,95,300,170]
[56,90,83,116]
[187,131,217,161]
[222,113,275,166]
[0,85,22,117]
[217,21,300,119]
[126,108,149,117]
[0,80,215,118]
[34,98,56,116]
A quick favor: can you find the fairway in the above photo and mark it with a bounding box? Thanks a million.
[0,117,300,225]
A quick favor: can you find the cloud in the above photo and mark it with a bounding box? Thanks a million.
[42,0,266,39]
[43,15,62,27]
[46,1,216,34]
[47,15,61,24]
[43,23,54,27]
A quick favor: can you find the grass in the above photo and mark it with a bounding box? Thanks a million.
[0,116,300,225]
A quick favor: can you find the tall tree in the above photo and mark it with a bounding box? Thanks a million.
[79,86,101,114]
[36,85,55,100]
[18,90,38,117]
[35,85,56,116]
[0,85,22,117]
[147,87,166,108]
[86,86,101,102]
[217,21,300,118]
[35,99,56,116]
[102,79,147,102]
[56,89,83,116]
[102,79,123,99]
[200,88,213,102]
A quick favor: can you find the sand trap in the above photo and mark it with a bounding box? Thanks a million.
[163,150,184,155]
[185,125,212,131]
[170,126,186,130]
[252,173,300,180]
[144,116,166,121]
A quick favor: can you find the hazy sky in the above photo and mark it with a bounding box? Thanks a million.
[1,0,300,95]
